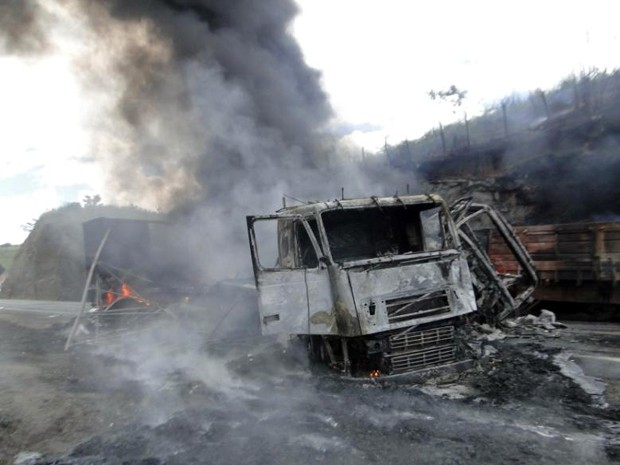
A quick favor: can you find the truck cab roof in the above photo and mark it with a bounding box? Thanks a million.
[276,194,445,217]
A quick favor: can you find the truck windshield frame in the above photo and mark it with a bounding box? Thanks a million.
[318,202,455,264]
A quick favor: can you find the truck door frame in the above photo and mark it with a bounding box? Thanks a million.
[247,214,330,335]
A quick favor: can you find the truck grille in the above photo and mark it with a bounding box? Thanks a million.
[385,289,451,324]
[386,326,456,374]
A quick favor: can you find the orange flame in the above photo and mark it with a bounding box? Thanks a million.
[102,282,150,308]
[121,283,133,298]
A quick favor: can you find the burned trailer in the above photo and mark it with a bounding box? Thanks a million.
[64,218,199,348]
[81,217,202,311]
[488,221,620,317]
[66,217,260,349]
[247,194,537,378]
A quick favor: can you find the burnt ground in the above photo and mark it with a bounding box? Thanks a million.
[0,305,619,465]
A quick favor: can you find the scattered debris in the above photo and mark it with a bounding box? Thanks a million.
[554,351,608,400]
[13,452,42,465]
[501,310,566,338]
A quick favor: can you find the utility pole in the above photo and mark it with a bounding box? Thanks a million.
[501,101,509,137]
[439,123,447,156]
[384,137,392,166]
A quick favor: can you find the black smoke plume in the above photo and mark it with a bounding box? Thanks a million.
[74,0,334,209]
[1,0,418,281]
[0,0,49,55]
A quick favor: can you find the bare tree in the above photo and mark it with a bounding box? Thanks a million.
[83,194,102,207]
[428,85,468,110]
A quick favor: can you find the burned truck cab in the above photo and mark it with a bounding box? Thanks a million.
[247,194,478,377]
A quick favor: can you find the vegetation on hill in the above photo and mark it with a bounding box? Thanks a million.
[388,68,620,165]
[384,69,620,225]
[0,244,20,274]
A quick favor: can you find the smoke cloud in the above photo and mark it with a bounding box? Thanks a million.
[0,0,49,55]
[0,0,346,206]
[1,0,418,280]
[67,0,334,210]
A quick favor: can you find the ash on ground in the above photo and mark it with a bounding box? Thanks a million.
[2,309,620,465]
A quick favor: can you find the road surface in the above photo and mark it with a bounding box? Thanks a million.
[0,299,81,316]
[0,300,619,464]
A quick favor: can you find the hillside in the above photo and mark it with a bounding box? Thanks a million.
[0,243,20,273]
[387,69,620,225]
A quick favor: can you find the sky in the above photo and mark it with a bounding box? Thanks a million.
[1,0,619,244]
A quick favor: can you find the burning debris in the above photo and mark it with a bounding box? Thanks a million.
[65,216,261,348]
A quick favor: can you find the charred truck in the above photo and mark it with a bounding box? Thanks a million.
[247,195,538,378]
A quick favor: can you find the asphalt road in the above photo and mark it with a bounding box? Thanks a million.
[0,299,83,332]
[562,322,620,381]
[0,299,82,315]
[1,299,619,464]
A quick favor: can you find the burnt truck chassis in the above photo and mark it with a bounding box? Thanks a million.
[247,195,538,379]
